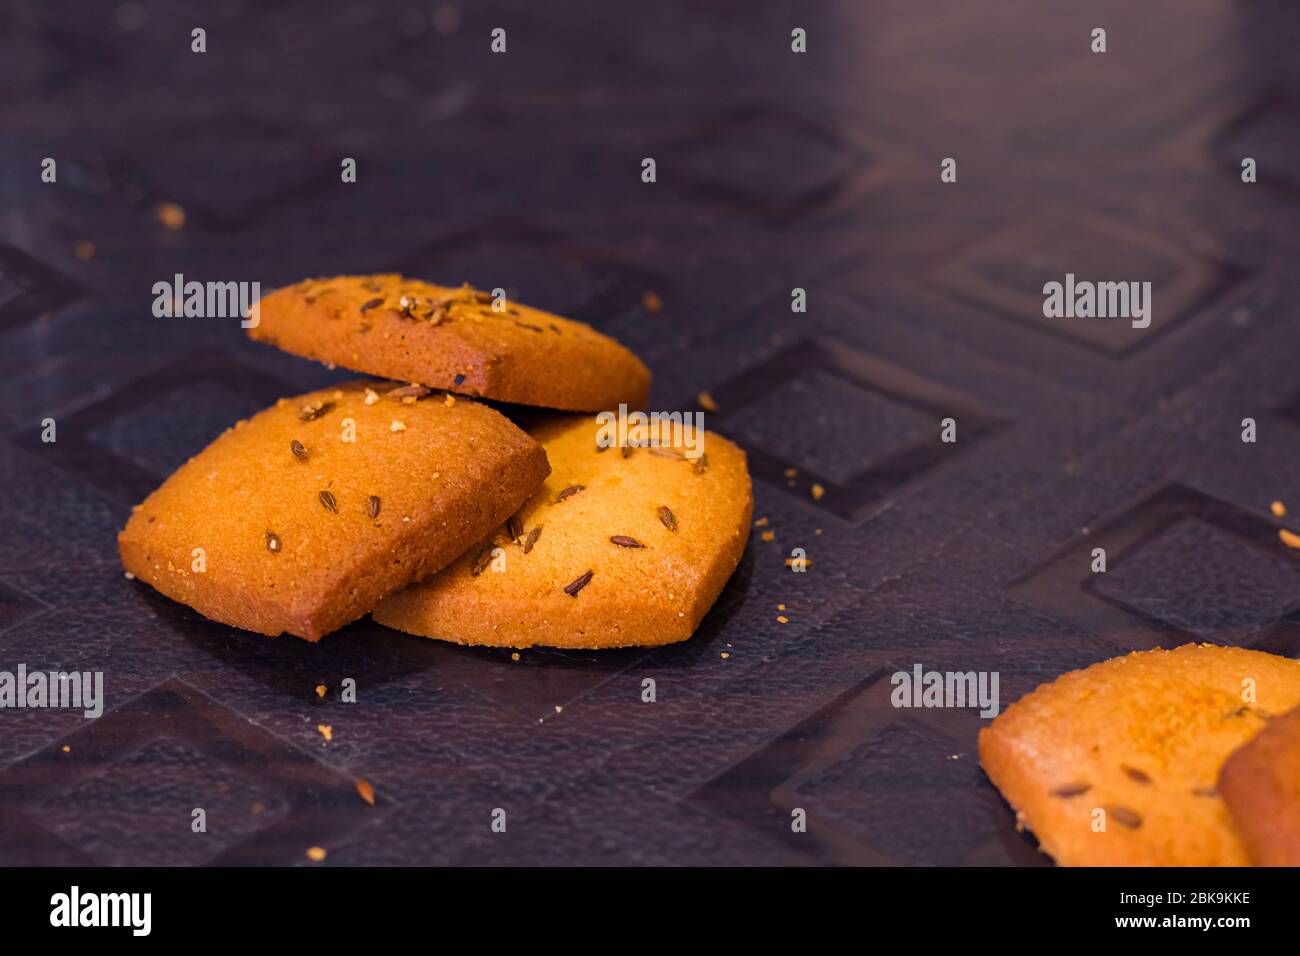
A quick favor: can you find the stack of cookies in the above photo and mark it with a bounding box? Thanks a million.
[119,275,753,647]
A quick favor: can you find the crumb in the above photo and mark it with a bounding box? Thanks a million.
[1280,529,1300,550]
[61,744,70,753]
[510,652,520,662]
[306,846,327,862]
[355,778,376,806]
[364,388,379,405]
[315,683,327,699]
[641,290,662,313]
[754,517,769,527]
[761,530,775,542]
[317,724,333,742]
[390,420,406,432]
[776,615,789,624]
[777,603,786,611]
[74,240,95,260]
[1272,500,1287,518]
[784,468,798,478]
[811,483,825,501]
[720,652,731,660]
[697,390,719,412]
[155,202,186,230]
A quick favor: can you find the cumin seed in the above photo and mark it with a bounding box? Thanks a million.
[359,298,383,313]
[506,514,524,540]
[388,384,430,401]
[290,439,308,460]
[555,484,584,503]
[299,401,335,422]
[367,495,381,519]
[610,535,645,549]
[471,547,494,577]
[523,526,542,554]
[319,490,338,513]
[650,447,684,460]
[658,506,677,531]
[1122,765,1152,785]
[1050,782,1091,798]
[1107,805,1143,829]
[265,530,280,553]
[563,570,594,597]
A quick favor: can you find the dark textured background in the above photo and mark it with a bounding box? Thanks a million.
[2,0,1300,865]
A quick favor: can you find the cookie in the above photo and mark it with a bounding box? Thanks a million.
[119,381,550,641]
[372,413,751,648]
[1218,704,1300,866]
[250,275,651,412]
[978,644,1300,866]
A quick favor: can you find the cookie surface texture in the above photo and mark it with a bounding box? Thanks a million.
[119,381,550,641]
[373,413,752,648]
[978,644,1300,866]
[250,275,651,412]
[1218,704,1300,866]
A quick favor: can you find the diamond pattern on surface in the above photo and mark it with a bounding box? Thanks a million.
[673,107,874,224]
[0,679,371,865]
[10,348,291,504]
[0,579,46,637]
[0,246,85,333]
[704,338,1007,519]
[930,207,1244,355]
[1092,517,1300,639]
[687,669,1016,866]
[1010,485,1300,650]
[1211,95,1300,197]
[727,368,935,486]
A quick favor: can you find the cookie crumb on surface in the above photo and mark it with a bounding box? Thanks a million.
[155,202,186,230]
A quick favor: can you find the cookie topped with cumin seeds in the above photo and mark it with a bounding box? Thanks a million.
[251,275,651,412]
[118,381,549,641]
[373,414,752,649]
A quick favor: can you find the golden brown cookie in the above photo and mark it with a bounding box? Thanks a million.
[978,644,1300,866]
[373,413,751,648]
[1218,704,1300,866]
[249,275,651,412]
[119,381,550,641]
